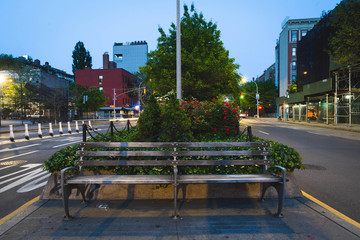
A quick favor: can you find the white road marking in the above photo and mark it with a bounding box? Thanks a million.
[0,151,39,162]
[17,173,51,193]
[258,130,270,135]
[0,144,41,153]
[52,141,80,149]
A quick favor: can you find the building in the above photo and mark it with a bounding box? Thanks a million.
[113,41,148,73]
[276,15,360,126]
[276,17,320,97]
[75,53,138,110]
[257,63,275,83]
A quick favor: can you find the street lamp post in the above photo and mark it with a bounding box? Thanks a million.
[176,0,181,102]
[253,79,260,118]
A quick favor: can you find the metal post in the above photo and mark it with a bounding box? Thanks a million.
[176,0,182,101]
[293,105,296,122]
[247,126,253,142]
[334,72,338,125]
[306,98,309,122]
[349,67,352,127]
[110,121,114,138]
[82,124,87,142]
[326,94,329,125]
[113,88,116,120]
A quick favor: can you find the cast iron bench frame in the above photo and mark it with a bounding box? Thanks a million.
[61,141,286,220]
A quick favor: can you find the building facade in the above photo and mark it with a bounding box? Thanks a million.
[276,18,320,97]
[75,65,138,109]
[257,63,275,83]
[113,41,148,74]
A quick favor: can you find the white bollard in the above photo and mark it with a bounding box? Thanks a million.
[75,121,79,133]
[38,123,43,138]
[88,120,92,131]
[49,123,54,136]
[25,124,30,140]
[59,122,63,135]
[67,121,72,134]
[9,125,15,142]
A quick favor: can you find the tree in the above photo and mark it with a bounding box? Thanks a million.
[328,0,360,65]
[72,41,92,74]
[140,4,241,100]
[76,86,108,113]
[240,80,277,111]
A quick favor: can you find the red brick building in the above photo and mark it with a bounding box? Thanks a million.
[75,53,138,109]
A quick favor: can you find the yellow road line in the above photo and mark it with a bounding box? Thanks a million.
[0,196,40,226]
[302,191,360,229]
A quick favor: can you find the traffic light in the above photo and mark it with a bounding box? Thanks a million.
[240,94,244,99]
[258,105,263,110]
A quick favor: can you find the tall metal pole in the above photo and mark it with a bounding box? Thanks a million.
[334,72,338,125]
[349,67,352,127]
[113,88,116,120]
[253,80,259,118]
[176,0,181,101]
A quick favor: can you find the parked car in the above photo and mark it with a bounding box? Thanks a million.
[239,112,248,118]
[26,112,45,119]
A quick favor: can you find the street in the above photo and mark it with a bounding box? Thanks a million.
[0,120,131,219]
[241,118,360,223]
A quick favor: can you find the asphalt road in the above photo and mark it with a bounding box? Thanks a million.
[0,121,133,219]
[240,118,360,223]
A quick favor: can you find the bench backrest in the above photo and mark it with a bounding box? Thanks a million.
[75,142,271,167]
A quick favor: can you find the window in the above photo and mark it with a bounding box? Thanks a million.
[302,30,307,37]
[292,75,296,81]
[99,87,103,91]
[99,75,103,84]
[291,62,296,71]
[291,31,297,42]
[115,54,123,61]
[292,47,296,56]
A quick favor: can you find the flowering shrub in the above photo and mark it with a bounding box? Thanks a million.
[181,99,240,137]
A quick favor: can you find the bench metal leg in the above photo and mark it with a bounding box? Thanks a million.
[62,184,73,220]
[260,182,285,218]
[61,183,88,221]
[172,183,180,220]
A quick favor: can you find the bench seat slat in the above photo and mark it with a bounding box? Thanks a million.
[75,159,271,167]
[78,142,269,148]
[67,175,173,185]
[77,150,270,157]
[66,174,281,185]
[178,174,282,184]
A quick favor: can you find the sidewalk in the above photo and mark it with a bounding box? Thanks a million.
[0,197,359,239]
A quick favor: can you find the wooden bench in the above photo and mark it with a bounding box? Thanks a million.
[61,142,287,220]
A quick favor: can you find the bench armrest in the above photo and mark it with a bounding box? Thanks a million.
[61,167,80,184]
[267,165,287,184]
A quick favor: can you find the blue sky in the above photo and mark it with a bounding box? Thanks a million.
[1,0,340,79]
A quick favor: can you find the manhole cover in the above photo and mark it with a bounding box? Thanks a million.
[0,160,27,166]
[303,164,326,170]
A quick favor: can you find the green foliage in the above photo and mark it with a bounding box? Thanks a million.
[76,86,108,112]
[328,0,360,65]
[159,93,193,141]
[140,4,241,100]
[181,99,240,137]
[240,80,277,110]
[0,54,25,71]
[134,94,162,141]
[72,41,92,74]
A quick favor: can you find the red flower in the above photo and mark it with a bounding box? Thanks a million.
[224,116,227,120]
[224,110,228,113]
[183,106,186,109]
[226,128,230,132]
[196,101,199,104]
[190,114,193,117]
[232,109,236,112]
[180,104,183,107]
[206,111,209,114]
[226,103,230,106]
[195,105,198,108]
[214,128,217,132]
[213,98,216,101]
[233,102,236,105]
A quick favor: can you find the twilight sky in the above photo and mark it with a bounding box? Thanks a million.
[1,0,340,79]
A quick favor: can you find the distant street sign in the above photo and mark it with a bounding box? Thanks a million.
[256,93,260,100]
